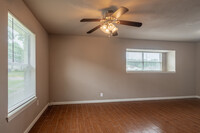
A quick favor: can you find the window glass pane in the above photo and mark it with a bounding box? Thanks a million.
[126,62,143,71]
[144,53,162,62]
[13,21,28,64]
[126,52,142,62]
[126,50,164,72]
[8,18,13,63]
[8,13,36,113]
[144,62,162,71]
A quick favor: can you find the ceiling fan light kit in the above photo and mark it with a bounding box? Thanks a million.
[80,6,142,37]
[100,23,118,35]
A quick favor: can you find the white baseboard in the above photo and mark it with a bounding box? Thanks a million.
[49,95,197,105]
[24,103,49,133]
[196,96,200,99]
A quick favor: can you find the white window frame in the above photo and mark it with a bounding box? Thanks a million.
[126,49,176,73]
[7,12,37,122]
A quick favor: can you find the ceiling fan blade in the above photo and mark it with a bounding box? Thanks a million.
[118,20,142,27]
[80,18,101,22]
[112,31,118,36]
[111,7,129,19]
[87,25,101,34]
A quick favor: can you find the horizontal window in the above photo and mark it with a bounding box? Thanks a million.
[126,49,176,73]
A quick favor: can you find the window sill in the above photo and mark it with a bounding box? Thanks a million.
[126,71,176,73]
[7,97,37,122]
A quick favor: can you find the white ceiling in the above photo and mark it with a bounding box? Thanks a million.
[24,0,200,42]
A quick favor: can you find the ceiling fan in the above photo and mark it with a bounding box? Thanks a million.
[80,7,142,37]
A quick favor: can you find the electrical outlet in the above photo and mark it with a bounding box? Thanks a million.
[100,92,103,97]
[37,100,39,106]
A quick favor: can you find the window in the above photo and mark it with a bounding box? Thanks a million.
[126,49,176,72]
[8,13,36,114]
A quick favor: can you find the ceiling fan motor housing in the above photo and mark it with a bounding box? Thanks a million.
[104,10,114,18]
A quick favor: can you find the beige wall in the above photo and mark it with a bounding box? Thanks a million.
[0,0,49,133]
[196,43,200,96]
[49,35,196,102]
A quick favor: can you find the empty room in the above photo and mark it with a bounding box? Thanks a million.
[0,0,200,133]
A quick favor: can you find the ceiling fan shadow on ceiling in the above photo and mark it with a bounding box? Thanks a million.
[80,6,142,37]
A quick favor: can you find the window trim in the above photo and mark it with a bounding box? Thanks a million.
[8,95,36,113]
[7,97,37,122]
[126,71,176,74]
[7,11,37,122]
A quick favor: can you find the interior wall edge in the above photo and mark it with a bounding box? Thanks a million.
[49,95,198,105]
[49,34,198,44]
[196,42,200,96]
[23,103,49,133]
